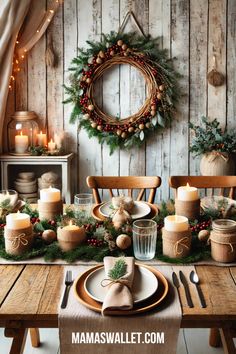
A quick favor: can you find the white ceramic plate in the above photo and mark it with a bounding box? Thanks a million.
[99,201,151,219]
[84,265,158,304]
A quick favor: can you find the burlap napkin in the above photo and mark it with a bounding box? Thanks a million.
[59,265,182,354]
[102,256,134,315]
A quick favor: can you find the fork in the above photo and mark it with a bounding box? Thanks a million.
[61,270,73,309]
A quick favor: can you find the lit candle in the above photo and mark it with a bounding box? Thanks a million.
[164,215,189,232]
[177,183,199,201]
[48,138,56,152]
[63,220,80,231]
[37,131,47,147]
[40,186,61,202]
[6,212,30,230]
[15,131,29,154]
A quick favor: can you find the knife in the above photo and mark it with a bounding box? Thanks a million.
[179,271,194,308]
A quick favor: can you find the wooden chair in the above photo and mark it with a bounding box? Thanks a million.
[86,176,162,204]
[170,175,236,350]
[169,176,236,199]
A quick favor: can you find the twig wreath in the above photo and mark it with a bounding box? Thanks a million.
[64,31,180,153]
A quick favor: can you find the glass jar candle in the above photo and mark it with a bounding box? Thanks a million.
[7,111,39,154]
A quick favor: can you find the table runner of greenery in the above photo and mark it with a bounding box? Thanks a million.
[0,201,222,263]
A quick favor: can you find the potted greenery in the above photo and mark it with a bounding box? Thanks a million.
[189,116,236,175]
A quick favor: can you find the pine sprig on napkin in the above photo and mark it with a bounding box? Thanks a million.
[108,259,127,280]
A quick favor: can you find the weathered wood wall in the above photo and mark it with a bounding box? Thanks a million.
[4,0,236,200]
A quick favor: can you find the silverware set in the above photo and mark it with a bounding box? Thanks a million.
[61,270,74,309]
[172,270,206,308]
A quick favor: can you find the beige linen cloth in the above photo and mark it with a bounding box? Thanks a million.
[59,265,182,354]
[102,257,134,314]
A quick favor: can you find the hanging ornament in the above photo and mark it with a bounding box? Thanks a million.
[207,55,225,87]
[116,234,132,250]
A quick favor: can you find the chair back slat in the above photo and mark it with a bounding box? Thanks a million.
[87,176,161,204]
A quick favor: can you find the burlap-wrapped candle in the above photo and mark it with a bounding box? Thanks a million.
[209,219,236,263]
[4,225,34,256]
[57,222,86,251]
[175,198,200,220]
[38,199,63,220]
[162,228,192,258]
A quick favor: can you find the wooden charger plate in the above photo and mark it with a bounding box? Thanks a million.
[92,202,159,221]
[73,264,169,316]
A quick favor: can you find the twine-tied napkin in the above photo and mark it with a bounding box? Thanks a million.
[102,256,135,315]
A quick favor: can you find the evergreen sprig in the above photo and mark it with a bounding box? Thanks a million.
[108,259,127,280]
[189,116,236,156]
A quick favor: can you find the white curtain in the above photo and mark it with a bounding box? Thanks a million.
[0,0,58,152]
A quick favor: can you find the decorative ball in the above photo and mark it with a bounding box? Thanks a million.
[42,230,57,244]
[88,104,94,111]
[207,69,224,87]
[128,126,134,133]
[110,50,115,56]
[121,132,127,139]
[145,122,151,128]
[198,230,210,242]
[157,92,162,100]
[83,113,90,120]
[96,57,103,64]
[116,129,122,136]
[97,125,102,131]
[129,117,135,123]
[116,234,132,250]
[99,50,105,58]
[151,104,156,110]
[139,123,145,130]
[159,84,165,91]
[122,44,127,50]
[86,78,92,84]
[123,51,129,57]
[91,122,97,129]
[117,39,123,46]
[151,110,156,116]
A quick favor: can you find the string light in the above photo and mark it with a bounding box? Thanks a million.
[9,0,62,90]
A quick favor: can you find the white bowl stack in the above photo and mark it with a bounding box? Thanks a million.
[14,172,38,203]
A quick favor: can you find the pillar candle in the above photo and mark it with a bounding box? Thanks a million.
[15,131,29,154]
[6,212,30,230]
[177,183,199,201]
[164,215,189,232]
[37,131,47,147]
[48,139,56,152]
[40,186,61,202]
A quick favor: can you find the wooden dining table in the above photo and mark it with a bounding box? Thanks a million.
[0,264,236,354]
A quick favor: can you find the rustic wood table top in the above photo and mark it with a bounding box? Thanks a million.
[0,264,236,353]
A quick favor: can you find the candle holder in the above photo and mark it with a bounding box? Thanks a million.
[38,199,63,220]
[162,227,192,258]
[209,219,236,263]
[57,225,86,251]
[4,225,34,256]
[175,198,200,220]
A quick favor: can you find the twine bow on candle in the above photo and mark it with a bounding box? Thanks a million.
[208,237,236,254]
[7,233,28,250]
[209,151,229,162]
[174,237,191,256]
[101,277,132,290]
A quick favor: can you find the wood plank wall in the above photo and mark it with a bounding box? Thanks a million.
[4,0,236,201]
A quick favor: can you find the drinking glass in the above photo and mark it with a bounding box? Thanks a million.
[74,193,93,220]
[132,219,157,260]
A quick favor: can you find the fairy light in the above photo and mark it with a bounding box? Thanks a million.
[9,0,62,91]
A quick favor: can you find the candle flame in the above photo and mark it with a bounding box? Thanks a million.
[40,131,43,135]
[20,131,23,136]
[69,220,73,227]
[186,183,190,189]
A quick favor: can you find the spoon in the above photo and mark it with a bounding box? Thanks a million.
[190,271,206,308]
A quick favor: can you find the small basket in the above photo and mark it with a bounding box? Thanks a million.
[162,227,192,258]
[4,225,34,256]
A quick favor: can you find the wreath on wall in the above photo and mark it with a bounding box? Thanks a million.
[64,31,180,154]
